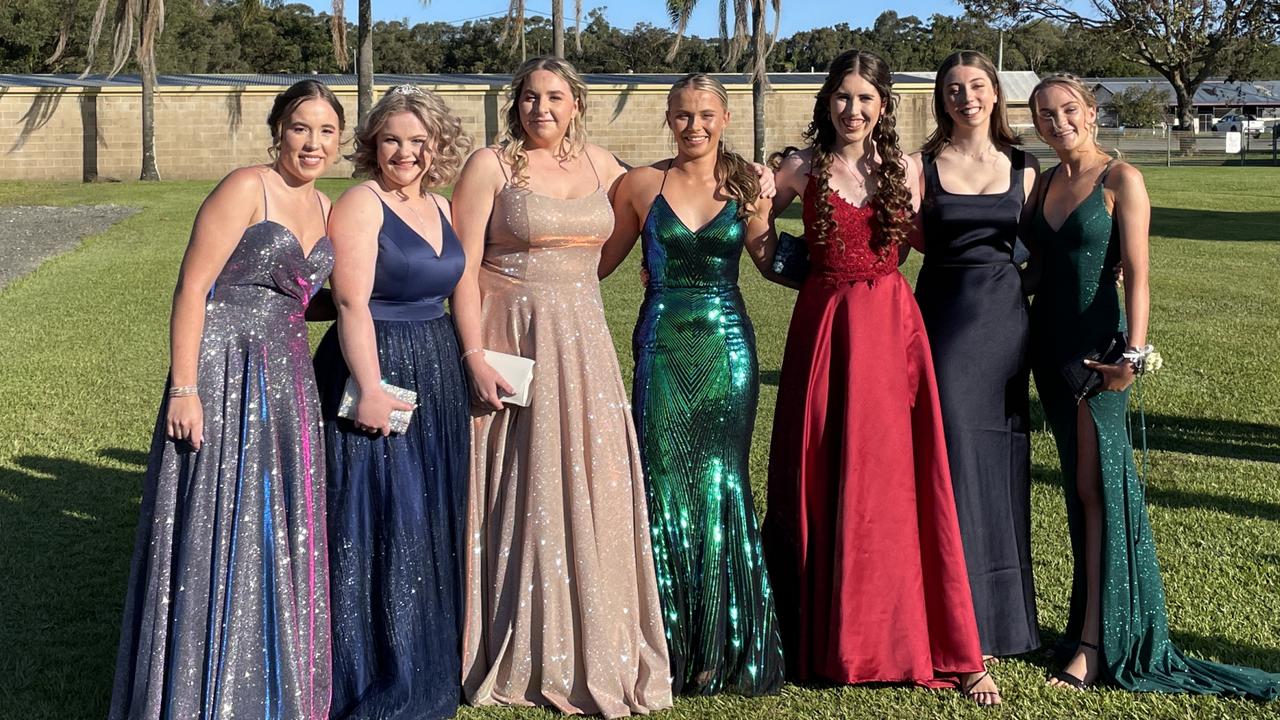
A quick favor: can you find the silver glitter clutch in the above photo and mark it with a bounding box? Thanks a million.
[337,377,417,434]
[485,350,535,406]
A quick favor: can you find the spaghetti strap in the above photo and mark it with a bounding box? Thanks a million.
[657,161,671,195]
[259,170,270,222]
[584,149,602,189]
[491,148,511,184]
[314,190,328,224]
[1097,159,1116,186]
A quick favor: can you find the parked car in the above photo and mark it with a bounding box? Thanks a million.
[1213,113,1265,136]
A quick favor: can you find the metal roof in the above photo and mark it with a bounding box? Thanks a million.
[1088,78,1280,106]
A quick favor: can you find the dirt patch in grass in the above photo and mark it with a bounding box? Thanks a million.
[0,205,139,290]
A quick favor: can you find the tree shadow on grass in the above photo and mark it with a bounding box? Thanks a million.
[0,448,145,718]
[1030,625,1280,678]
[1151,207,1280,242]
[1145,413,1280,464]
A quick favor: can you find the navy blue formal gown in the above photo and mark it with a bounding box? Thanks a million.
[313,192,470,719]
[914,149,1039,657]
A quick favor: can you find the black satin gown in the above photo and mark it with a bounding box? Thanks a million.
[914,149,1039,657]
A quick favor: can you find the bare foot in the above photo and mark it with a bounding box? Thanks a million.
[961,670,1002,707]
[1047,643,1099,690]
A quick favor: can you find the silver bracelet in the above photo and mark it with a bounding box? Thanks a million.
[460,348,484,361]
[168,384,198,398]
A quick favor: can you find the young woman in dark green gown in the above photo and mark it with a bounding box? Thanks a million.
[600,73,785,696]
[1028,74,1279,699]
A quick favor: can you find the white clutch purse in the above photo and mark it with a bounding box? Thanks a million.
[484,350,535,406]
[337,377,417,433]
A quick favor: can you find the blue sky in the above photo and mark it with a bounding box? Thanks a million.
[302,1,966,37]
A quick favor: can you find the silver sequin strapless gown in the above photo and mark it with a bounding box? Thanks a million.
[109,220,334,720]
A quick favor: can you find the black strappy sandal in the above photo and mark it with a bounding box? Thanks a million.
[1049,640,1099,690]
[961,670,1003,707]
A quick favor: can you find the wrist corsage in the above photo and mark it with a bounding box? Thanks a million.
[1122,345,1163,375]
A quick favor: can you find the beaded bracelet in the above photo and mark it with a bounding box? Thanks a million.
[168,384,199,398]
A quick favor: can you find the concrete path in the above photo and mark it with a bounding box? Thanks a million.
[0,205,138,290]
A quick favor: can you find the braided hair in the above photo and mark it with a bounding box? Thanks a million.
[803,50,913,254]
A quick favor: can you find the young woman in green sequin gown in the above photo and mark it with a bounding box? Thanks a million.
[601,73,785,696]
[1028,75,1279,699]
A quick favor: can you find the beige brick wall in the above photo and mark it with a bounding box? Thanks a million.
[0,80,992,182]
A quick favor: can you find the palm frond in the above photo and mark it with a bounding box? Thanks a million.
[725,0,748,69]
[44,0,80,66]
[664,0,695,62]
[498,0,525,52]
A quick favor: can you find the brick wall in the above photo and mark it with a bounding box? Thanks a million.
[0,80,1011,182]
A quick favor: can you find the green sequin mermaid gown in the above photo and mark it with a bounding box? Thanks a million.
[631,192,785,696]
[1030,163,1279,699]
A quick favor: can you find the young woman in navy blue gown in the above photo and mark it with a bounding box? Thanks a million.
[910,51,1041,662]
[312,86,473,719]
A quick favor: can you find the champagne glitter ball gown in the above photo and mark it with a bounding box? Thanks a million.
[109,188,333,720]
[461,156,673,718]
[762,177,985,687]
[313,193,470,719]
[1030,162,1280,699]
[631,186,784,696]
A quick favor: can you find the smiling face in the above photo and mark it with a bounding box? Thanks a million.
[518,69,580,149]
[274,97,341,184]
[666,88,729,160]
[1034,84,1098,153]
[376,110,433,190]
[828,71,883,148]
[943,64,996,131]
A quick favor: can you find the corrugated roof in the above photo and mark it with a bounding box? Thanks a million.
[1088,78,1280,106]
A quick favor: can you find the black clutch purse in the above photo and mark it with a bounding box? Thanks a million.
[772,231,810,284]
[1061,332,1127,402]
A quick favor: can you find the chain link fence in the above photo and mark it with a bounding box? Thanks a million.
[1013,127,1280,167]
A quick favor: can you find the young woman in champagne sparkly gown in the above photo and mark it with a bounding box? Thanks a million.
[109,80,342,720]
[600,73,784,697]
[450,56,672,718]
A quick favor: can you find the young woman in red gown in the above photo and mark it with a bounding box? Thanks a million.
[762,49,1000,706]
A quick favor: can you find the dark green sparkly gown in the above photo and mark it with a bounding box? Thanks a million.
[631,192,785,696]
[1030,163,1280,699]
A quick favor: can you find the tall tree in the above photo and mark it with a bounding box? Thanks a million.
[49,0,166,181]
[666,0,781,162]
[500,0,582,60]
[962,0,1278,128]
[329,1,432,124]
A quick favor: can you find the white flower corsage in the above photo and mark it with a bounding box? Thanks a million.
[1122,345,1163,374]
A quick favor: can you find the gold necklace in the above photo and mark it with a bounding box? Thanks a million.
[831,152,869,190]
[947,143,999,161]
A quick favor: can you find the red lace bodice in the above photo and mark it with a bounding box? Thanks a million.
[801,176,898,285]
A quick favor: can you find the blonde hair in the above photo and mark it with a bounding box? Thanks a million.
[351,86,471,193]
[1030,73,1109,156]
[499,56,589,186]
[666,73,760,219]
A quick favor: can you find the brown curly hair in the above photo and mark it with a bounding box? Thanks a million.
[499,56,589,187]
[804,49,912,254]
[666,73,761,219]
[351,86,472,193]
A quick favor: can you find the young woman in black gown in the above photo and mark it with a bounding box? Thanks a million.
[910,51,1041,662]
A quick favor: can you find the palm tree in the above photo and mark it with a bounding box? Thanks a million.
[500,0,582,59]
[666,0,780,162]
[48,0,167,180]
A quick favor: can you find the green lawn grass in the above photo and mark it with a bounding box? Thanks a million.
[1,167,1278,718]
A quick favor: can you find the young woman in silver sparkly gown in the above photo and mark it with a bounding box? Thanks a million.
[109,80,343,720]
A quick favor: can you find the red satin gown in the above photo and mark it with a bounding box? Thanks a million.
[762,178,985,687]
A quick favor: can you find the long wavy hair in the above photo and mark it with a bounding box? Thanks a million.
[921,51,1020,157]
[667,73,760,219]
[804,49,912,253]
[351,86,472,194]
[499,56,589,187]
[1030,73,1109,156]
